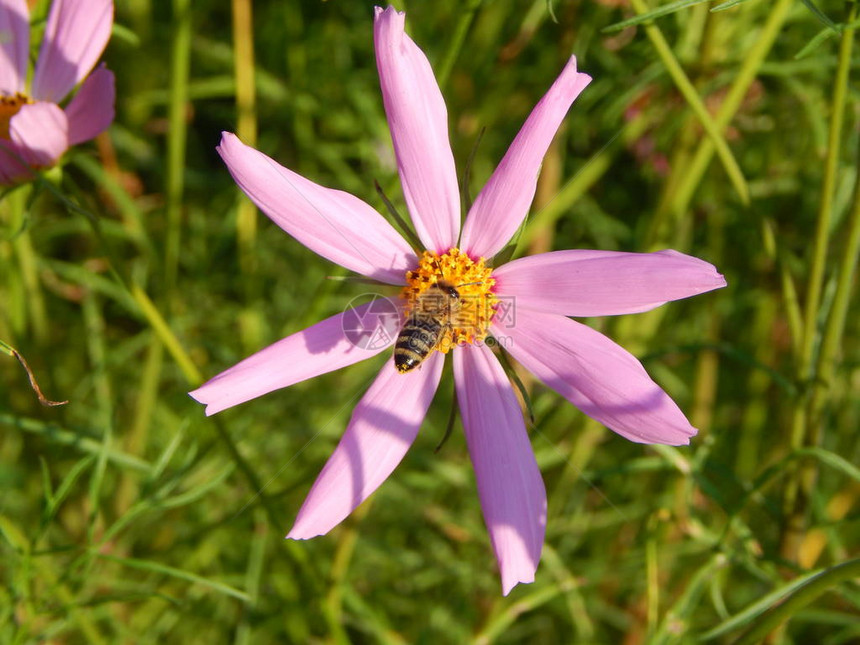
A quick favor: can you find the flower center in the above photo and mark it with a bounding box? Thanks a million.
[0,93,31,140]
[400,248,497,353]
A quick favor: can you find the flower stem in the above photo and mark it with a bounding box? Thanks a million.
[7,186,48,343]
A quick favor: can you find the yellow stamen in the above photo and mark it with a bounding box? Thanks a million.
[400,248,498,353]
[0,93,31,140]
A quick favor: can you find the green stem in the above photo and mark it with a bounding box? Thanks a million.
[645,512,659,638]
[797,5,856,386]
[37,177,204,412]
[131,285,202,386]
[35,549,108,644]
[522,114,650,249]
[235,508,267,645]
[207,416,321,593]
[115,335,164,515]
[323,500,373,645]
[735,557,860,645]
[232,0,259,278]
[0,413,152,472]
[9,187,48,343]
[82,293,113,546]
[71,154,152,256]
[761,218,803,355]
[813,124,860,433]
[796,79,860,548]
[95,552,251,602]
[782,4,856,561]
[630,0,749,207]
[667,0,793,223]
[166,0,192,292]
[434,0,482,89]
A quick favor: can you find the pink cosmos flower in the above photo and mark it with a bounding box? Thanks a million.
[0,0,115,186]
[190,6,726,594]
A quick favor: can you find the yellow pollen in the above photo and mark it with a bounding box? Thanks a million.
[400,248,498,353]
[0,93,32,140]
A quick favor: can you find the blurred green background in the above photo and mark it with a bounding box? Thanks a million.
[2,0,859,642]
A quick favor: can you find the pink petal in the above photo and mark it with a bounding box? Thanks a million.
[0,0,29,94]
[9,102,69,167]
[453,344,546,595]
[460,57,592,259]
[190,300,403,416]
[497,310,697,445]
[65,65,115,145]
[31,0,113,102]
[494,249,727,317]
[374,6,460,254]
[288,352,444,539]
[218,132,415,284]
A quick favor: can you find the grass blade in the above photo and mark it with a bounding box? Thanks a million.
[603,0,713,33]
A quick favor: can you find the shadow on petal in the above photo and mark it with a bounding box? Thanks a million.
[496,311,698,445]
[288,354,444,539]
[453,344,546,595]
[191,301,406,416]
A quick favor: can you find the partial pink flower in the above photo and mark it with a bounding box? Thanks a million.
[0,0,115,186]
[191,5,726,594]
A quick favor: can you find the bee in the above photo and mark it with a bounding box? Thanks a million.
[394,280,463,373]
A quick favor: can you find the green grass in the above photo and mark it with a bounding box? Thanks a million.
[2,0,859,642]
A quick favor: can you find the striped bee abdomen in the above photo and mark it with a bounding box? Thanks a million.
[394,315,443,373]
